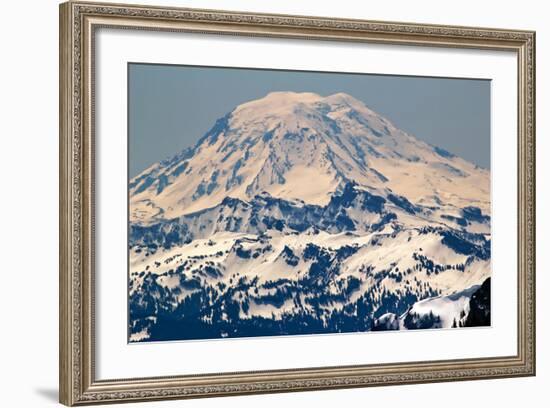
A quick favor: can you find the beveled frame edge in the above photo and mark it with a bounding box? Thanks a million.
[59,1,536,405]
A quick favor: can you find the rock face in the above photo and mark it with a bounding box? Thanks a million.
[128,92,491,342]
[464,278,491,327]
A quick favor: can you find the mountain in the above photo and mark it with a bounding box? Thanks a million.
[128,92,491,342]
[129,92,490,224]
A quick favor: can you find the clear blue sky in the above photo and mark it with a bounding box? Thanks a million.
[129,63,490,177]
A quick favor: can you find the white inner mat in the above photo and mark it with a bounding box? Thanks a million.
[95,28,518,380]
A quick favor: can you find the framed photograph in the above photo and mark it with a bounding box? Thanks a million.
[59,1,536,405]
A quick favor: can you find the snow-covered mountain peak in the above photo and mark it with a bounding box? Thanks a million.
[230,91,386,131]
[230,91,323,132]
[323,91,375,111]
[234,91,371,112]
[236,91,322,109]
[130,92,490,224]
[233,91,322,117]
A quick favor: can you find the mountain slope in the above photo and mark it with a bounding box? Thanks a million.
[373,277,491,330]
[130,92,490,224]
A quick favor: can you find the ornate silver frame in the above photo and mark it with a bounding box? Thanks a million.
[59,1,536,405]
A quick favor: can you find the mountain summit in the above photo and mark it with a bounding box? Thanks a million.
[130,92,489,224]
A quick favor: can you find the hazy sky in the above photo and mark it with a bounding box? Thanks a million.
[129,63,490,177]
